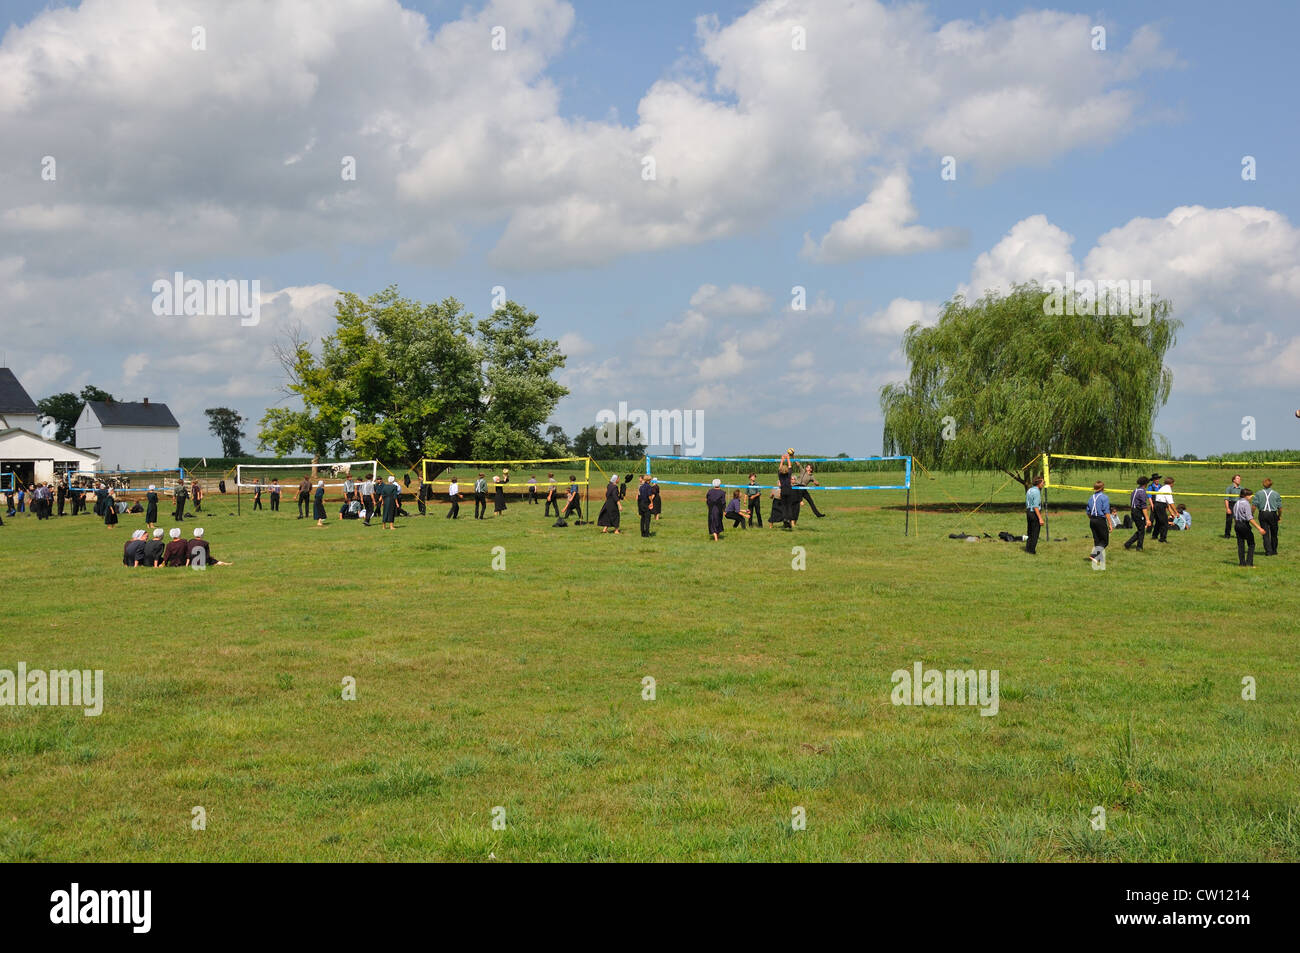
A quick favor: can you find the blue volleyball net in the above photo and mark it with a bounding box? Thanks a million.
[644,454,914,534]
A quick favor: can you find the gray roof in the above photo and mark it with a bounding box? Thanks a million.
[0,368,38,415]
[86,400,179,428]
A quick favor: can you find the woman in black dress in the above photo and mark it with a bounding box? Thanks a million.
[706,479,726,540]
[649,478,662,521]
[381,475,399,528]
[145,485,159,530]
[313,480,327,527]
[597,475,622,534]
[104,488,119,527]
[493,476,507,515]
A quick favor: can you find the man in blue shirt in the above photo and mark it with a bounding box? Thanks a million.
[1123,476,1152,551]
[1086,480,1112,564]
[1024,476,1045,554]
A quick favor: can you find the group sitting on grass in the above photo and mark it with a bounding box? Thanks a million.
[123,527,231,567]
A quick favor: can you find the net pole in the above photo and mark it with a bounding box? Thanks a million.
[1043,453,1050,541]
[905,456,912,536]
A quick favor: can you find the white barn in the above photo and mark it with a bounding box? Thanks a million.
[0,428,100,485]
[0,369,100,484]
[76,398,180,471]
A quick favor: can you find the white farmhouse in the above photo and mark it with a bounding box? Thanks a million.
[76,398,180,471]
[0,368,100,485]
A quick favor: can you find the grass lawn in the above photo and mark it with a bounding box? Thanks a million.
[1,470,1296,861]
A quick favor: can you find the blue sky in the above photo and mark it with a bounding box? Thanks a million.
[1,0,1297,457]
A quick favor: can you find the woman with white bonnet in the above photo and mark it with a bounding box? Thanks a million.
[144,485,159,530]
[123,529,148,567]
[381,474,400,529]
[188,527,230,566]
[313,480,327,526]
[143,527,166,567]
[706,479,727,541]
[163,527,189,566]
[597,474,622,534]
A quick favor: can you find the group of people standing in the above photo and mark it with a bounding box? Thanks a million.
[700,452,825,541]
[325,474,402,529]
[1023,470,1282,568]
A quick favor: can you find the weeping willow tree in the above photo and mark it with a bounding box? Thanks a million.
[880,282,1179,485]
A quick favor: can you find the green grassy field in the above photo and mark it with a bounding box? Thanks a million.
[1,470,1296,861]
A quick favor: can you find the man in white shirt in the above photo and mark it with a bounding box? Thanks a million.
[446,476,461,519]
[360,477,375,524]
[1153,477,1177,543]
[343,476,355,503]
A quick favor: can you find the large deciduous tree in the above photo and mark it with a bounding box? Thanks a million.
[880,283,1179,485]
[204,407,247,457]
[258,287,568,467]
[37,385,113,444]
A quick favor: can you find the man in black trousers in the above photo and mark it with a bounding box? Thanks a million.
[1123,476,1151,551]
[56,480,67,516]
[1254,478,1281,555]
[1223,474,1242,538]
[1024,476,1045,554]
[473,472,488,519]
[637,474,654,537]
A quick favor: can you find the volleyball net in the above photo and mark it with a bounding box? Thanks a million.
[645,454,913,533]
[1044,453,1300,500]
[235,460,378,489]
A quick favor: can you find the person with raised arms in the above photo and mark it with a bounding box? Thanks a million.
[493,474,508,516]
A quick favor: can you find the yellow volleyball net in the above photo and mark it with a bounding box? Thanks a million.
[1044,453,1300,499]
